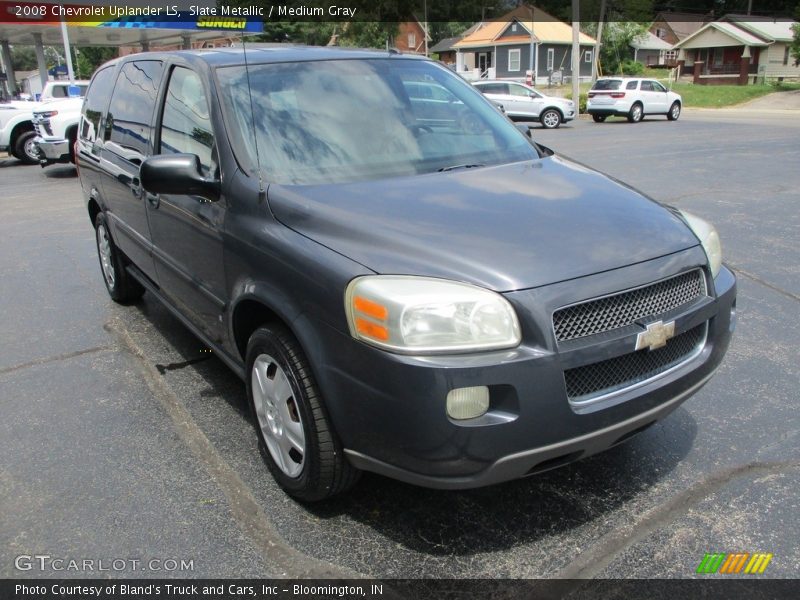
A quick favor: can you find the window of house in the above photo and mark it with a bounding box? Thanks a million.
[665,50,678,60]
[408,33,416,48]
[656,28,666,39]
[785,46,790,66]
[159,67,215,176]
[585,50,592,63]
[508,49,521,72]
[547,48,554,71]
[512,23,517,32]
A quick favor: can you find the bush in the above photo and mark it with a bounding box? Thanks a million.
[566,91,588,114]
[620,59,645,76]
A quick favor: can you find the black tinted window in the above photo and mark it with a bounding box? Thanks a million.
[81,67,115,141]
[478,83,508,94]
[592,79,622,90]
[640,81,654,91]
[106,60,163,156]
[159,67,215,176]
[626,80,639,90]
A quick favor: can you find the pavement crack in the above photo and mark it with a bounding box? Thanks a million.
[104,318,359,579]
[731,266,800,303]
[0,345,111,376]
[556,460,800,581]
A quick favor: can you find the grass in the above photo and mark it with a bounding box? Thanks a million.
[670,82,800,108]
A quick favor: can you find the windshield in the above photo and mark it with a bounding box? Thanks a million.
[216,58,537,185]
[591,79,623,91]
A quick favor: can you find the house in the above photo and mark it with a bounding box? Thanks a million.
[452,5,596,84]
[631,31,677,67]
[675,16,800,85]
[650,12,709,46]
[393,18,431,55]
[430,23,483,65]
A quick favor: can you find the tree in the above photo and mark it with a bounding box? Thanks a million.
[792,4,800,67]
[75,47,117,79]
[10,47,37,71]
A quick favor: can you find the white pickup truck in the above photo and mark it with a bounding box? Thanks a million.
[33,96,84,167]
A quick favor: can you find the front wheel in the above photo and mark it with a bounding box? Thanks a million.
[14,131,39,165]
[627,103,643,123]
[667,101,681,121]
[592,114,607,123]
[540,109,562,129]
[246,324,360,502]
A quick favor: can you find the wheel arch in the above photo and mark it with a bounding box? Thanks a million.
[9,120,34,147]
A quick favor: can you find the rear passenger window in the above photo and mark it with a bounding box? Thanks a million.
[626,81,639,90]
[81,67,115,142]
[106,60,163,157]
[159,67,215,176]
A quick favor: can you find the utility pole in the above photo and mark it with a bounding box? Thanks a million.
[593,0,607,82]
[571,0,580,108]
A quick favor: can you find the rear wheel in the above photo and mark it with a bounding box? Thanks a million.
[592,114,607,123]
[94,212,144,303]
[246,324,360,502]
[14,131,39,165]
[540,109,562,129]
[627,103,643,123]
[667,101,681,121]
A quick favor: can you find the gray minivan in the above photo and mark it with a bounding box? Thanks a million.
[78,48,735,501]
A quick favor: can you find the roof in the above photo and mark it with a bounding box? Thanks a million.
[652,12,709,40]
[722,15,796,42]
[112,46,431,68]
[675,20,774,49]
[430,36,461,53]
[453,5,596,49]
[631,31,674,50]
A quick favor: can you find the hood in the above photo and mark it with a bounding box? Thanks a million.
[34,97,83,114]
[268,156,699,292]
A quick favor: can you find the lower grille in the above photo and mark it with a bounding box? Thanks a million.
[32,121,41,136]
[564,323,706,402]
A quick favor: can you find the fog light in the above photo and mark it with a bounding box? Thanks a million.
[447,386,490,420]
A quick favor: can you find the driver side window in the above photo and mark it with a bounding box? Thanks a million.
[159,66,216,176]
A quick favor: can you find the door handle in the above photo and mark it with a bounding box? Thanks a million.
[146,193,160,209]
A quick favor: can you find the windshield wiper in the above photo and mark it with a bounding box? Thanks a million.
[437,163,486,172]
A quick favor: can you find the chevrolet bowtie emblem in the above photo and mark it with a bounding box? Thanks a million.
[635,320,676,351]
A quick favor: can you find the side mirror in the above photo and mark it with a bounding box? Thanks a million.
[140,153,220,201]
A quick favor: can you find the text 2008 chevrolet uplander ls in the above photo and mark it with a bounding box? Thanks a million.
[77,48,736,501]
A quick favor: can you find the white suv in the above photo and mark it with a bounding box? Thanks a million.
[587,78,682,123]
[473,80,576,129]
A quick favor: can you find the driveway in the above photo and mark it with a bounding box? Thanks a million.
[736,89,800,111]
[1,110,799,581]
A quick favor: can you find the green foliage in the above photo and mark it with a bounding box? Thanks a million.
[565,91,588,114]
[596,22,649,75]
[337,22,400,49]
[791,23,800,67]
[10,47,37,71]
[76,47,117,79]
[620,59,644,76]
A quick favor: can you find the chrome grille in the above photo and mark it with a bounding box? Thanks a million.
[553,269,705,342]
[564,323,706,402]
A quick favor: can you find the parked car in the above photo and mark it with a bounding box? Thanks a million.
[33,97,84,166]
[80,48,735,501]
[587,77,682,123]
[39,80,90,102]
[473,80,576,128]
[0,101,38,164]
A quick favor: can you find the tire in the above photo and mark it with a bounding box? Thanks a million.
[14,130,39,165]
[93,212,145,303]
[667,101,681,121]
[540,109,561,129]
[592,114,607,123]
[246,324,360,502]
[627,103,643,123]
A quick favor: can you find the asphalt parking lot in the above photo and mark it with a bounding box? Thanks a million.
[1,107,798,580]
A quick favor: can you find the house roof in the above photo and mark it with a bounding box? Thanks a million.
[675,20,774,49]
[722,15,796,42]
[631,31,674,50]
[652,12,709,40]
[453,5,596,49]
[430,36,461,53]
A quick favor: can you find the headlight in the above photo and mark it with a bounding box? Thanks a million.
[680,210,722,278]
[345,276,521,354]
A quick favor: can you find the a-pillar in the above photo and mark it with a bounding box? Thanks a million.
[32,33,49,93]
[0,40,17,96]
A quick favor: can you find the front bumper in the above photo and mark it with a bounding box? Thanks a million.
[303,250,736,489]
[34,136,71,167]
